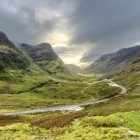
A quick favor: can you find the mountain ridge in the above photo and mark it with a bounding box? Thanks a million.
[20,43,69,75]
[0,31,31,72]
[0,31,69,82]
[86,45,140,75]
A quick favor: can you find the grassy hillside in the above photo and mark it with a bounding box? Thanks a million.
[0,32,54,94]
[20,43,69,75]
[0,45,30,72]
[0,31,31,73]
[0,31,139,139]
[86,45,140,75]
[0,71,139,139]
[113,56,140,94]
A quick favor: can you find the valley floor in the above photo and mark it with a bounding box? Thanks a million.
[0,74,139,140]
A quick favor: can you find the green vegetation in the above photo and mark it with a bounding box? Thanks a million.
[0,32,139,139]
[21,43,69,75]
[0,74,139,139]
[57,112,140,140]
[86,45,140,75]
[0,111,139,139]
[0,45,30,72]
[0,68,139,139]
[0,124,48,140]
[0,79,120,112]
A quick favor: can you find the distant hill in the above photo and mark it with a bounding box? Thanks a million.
[20,43,69,75]
[66,64,82,73]
[86,45,140,75]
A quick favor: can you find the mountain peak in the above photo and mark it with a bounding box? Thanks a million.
[0,31,15,47]
[20,43,53,50]
[0,32,31,71]
[0,31,9,44]
[37,43,52,49]
[20,42,69,74]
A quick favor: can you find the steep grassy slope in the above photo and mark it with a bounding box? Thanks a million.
[0,32,30,72]
[113,56,140,93]
[0,32,52,93]
[0,32,85,95]
[0,45,30,71]
[86,45,140,75]
[20,43,69,75]
[0,32,32,82]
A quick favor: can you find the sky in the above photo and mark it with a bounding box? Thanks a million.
[1,0,140,66]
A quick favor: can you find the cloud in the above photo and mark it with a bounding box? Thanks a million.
[54,46,70,55]
[68,0,140,61]
[0,0,72,44]
[1,0,140,64]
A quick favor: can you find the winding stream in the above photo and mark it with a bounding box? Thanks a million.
[1,79,127,116]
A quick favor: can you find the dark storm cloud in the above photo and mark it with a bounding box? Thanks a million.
[0,0,70,44]
[0,6,55,44]
[1,0,140,63]
[68,0,140,62]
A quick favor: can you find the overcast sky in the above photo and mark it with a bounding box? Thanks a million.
[1,0,140,66]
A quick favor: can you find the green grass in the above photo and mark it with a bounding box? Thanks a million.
[86,112,140,132]
[0,107,139,139]
[0,124,49,140]
[87,93,140,116]
[0,79,120,112]
[57,112,140,140]
[0,72,140,139]
[0,75,51,94]
[0,111,139,140]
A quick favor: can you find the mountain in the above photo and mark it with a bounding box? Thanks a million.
[86,45,140,75]
[0,31,69,82]
[0,31,48,82]
[111,54,140,96]
[0,31,31,72]
[20,43,69,75]
[66,64,82,73]
[114,55,140,80]
[120,57,140,74]
[0,31,15,48]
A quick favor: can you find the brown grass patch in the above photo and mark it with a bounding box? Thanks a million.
[31,112,87,129]
[83,119,122,127]
[0,115,21,126]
